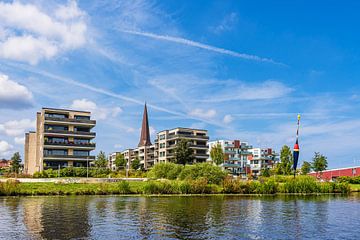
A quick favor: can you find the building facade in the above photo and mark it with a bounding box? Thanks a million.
[155,127,209,164]
[0,159,11,169]
[308,166,360,180]
[24,108,96,175]
[248,148,279,177]
[208,140,252,178]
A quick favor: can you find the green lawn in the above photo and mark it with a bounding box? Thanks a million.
[7,182,146,196]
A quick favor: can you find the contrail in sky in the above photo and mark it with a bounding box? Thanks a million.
[5,62,224,127]
[120,29,286,66]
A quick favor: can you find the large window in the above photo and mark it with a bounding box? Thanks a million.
[75,115,90,120]
[74,139,90,144]
[44,149,68,156]
[74,127,90,132]
[73,150,89,156]
[45,113,67,118]
[45,125,68,131]
[46,137,67,143]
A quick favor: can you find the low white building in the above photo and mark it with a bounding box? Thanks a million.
[208,139,252,178]
[248,148,279,176]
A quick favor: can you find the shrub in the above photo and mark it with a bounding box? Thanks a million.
[147,163,183,180]
[117,181,132,194]
[142,180,178,194]
[0,180,19,196]
[337,176,360,184]
[178,163,226,184]
[187,178,213,194]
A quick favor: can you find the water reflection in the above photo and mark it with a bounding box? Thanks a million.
[0,194,359,239]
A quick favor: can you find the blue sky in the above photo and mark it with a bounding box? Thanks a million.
[1,0,360,168]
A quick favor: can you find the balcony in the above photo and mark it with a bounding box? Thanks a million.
[189,144,208,149]
[45,116,96,124]
[167,134,209,140]
[240,151,252,155]
[224,150,236,154]
[44,140,96,148]
[43,155,95,161]
[44,129,96,137]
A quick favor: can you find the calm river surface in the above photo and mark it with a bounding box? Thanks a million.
[0,194,359,240]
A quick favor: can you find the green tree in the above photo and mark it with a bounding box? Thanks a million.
[261,167,271,177]
[279,145,293,175]
[115,154,126,169]
[11,152,21,174]
[210,142,225,165]
[312,152,328,176]
[131,157,141,170]
[174,139,194,165]
[94,151,108,168]
[301,161,311,175]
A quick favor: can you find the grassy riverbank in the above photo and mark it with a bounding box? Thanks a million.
[0,176,354,196]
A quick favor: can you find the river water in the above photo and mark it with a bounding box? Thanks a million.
[0,194,359,239]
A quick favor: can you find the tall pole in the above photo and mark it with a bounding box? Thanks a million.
[293,114,301,178]
[87,157,89,178]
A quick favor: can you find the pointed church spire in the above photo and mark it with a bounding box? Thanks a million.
[138,103,152,147]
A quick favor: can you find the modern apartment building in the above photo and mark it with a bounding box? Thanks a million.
[108,152,120,171]
[208,140,252,178]
[24,108,96,175]
[155,127,209,164]
[248,148,279,176]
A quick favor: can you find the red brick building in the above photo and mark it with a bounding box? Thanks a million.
[308,166,360,180]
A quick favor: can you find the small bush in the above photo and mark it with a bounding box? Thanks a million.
[117,181,132,194]
[178,163,226,184]
[337,176,360,184]
[0,180,19,196]
[147,163,183,180]
[142,180,178,194]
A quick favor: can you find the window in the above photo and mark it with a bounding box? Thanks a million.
[159,143,165,149]
[75,115,90,120]
[45,125,68,131]
[74,127,90,132]
[73,150,89,156]
[45,113,67,118]
[159,134,166,140]
[74,139,90,144]
[44,149,68,156]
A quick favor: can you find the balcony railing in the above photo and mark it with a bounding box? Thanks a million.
[167,134,209,140]
[44,141,96,148]
[45,116,96,124]
[44,129,96,136]
[43,155,95,160]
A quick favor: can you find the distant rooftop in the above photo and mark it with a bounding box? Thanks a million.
[42,107,91,114]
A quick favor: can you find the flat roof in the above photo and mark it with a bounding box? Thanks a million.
[310,166,360,173]
[42,107,91,114]
[158,127,208,132]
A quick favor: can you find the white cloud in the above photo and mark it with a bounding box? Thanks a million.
[70,98,122,120]
[0,119,35,137]
[189,108,217,119]
[0,74,33,109]
[0,1,87,64]
[209,12,238,34]
[114,143,122,149]
[14,136,25,145]
[223,114,234,124]
[0,140,13,158]
[204,80,293,102]
[126,127,136,133]
[149,126,156,136]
